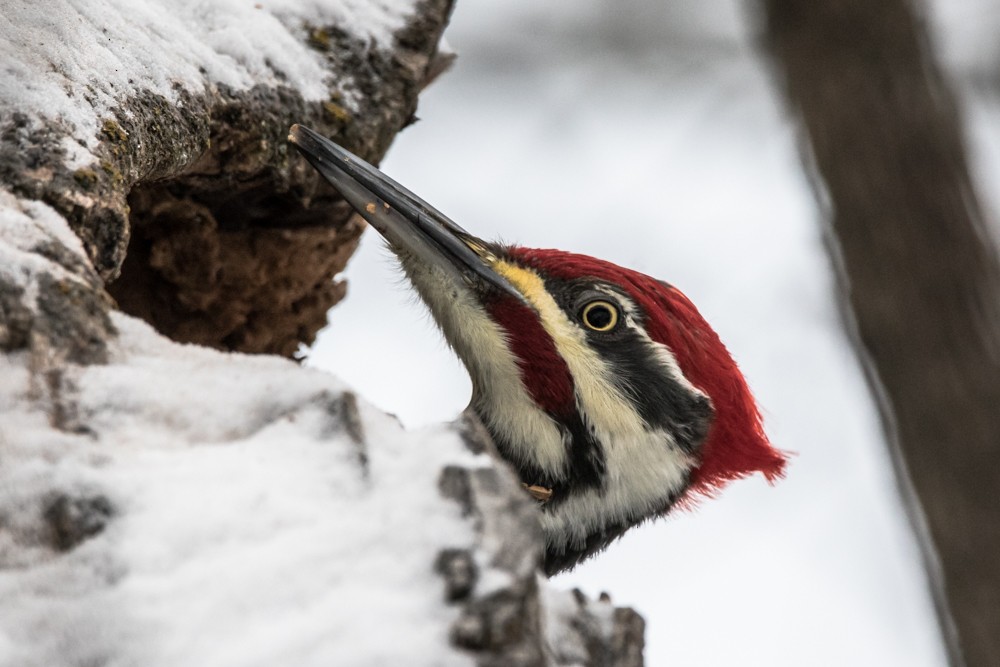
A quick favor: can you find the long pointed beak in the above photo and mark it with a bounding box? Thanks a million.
[288,125,526,305]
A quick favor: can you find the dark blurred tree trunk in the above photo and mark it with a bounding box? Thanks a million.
[759,1,1000,665]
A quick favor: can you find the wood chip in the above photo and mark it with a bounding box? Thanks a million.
[523,484,553,503]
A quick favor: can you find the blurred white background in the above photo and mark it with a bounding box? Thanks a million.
[307,1,1000,664]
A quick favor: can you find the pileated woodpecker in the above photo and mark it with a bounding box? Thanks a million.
[289,125,786,574]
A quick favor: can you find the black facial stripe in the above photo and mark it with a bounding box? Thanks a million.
[557,409,607,495]
[588,327,712,453]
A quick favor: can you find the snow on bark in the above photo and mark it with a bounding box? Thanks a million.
[0,0,417,156]
[0,0,455,355]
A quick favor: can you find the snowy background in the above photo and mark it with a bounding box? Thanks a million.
[306,1,1000,665]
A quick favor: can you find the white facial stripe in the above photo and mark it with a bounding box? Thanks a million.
[547,372,697,551]
[398,256,568,474]
[644,332,708,401]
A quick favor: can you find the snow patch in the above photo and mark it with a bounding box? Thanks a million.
[0,190,93,307]
[0,0,419,161]
[0,313,477,667]
[541,583,619,666]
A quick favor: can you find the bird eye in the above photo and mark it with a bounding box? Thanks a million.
[580,300,619,332]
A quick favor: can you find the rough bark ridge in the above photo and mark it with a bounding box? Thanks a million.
[0,1,645,664]
[760,2,1000,665]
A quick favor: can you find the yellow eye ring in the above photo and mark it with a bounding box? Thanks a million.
[581,300,619,332]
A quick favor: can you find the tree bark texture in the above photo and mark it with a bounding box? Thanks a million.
[1,0,456,358]
[760,2,1000,665]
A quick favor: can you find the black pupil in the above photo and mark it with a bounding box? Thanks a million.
[586,304,613,329]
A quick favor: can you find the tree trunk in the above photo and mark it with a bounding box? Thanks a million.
[759,1,1000,665]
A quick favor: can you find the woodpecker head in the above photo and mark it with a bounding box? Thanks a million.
[290,126,787,574]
